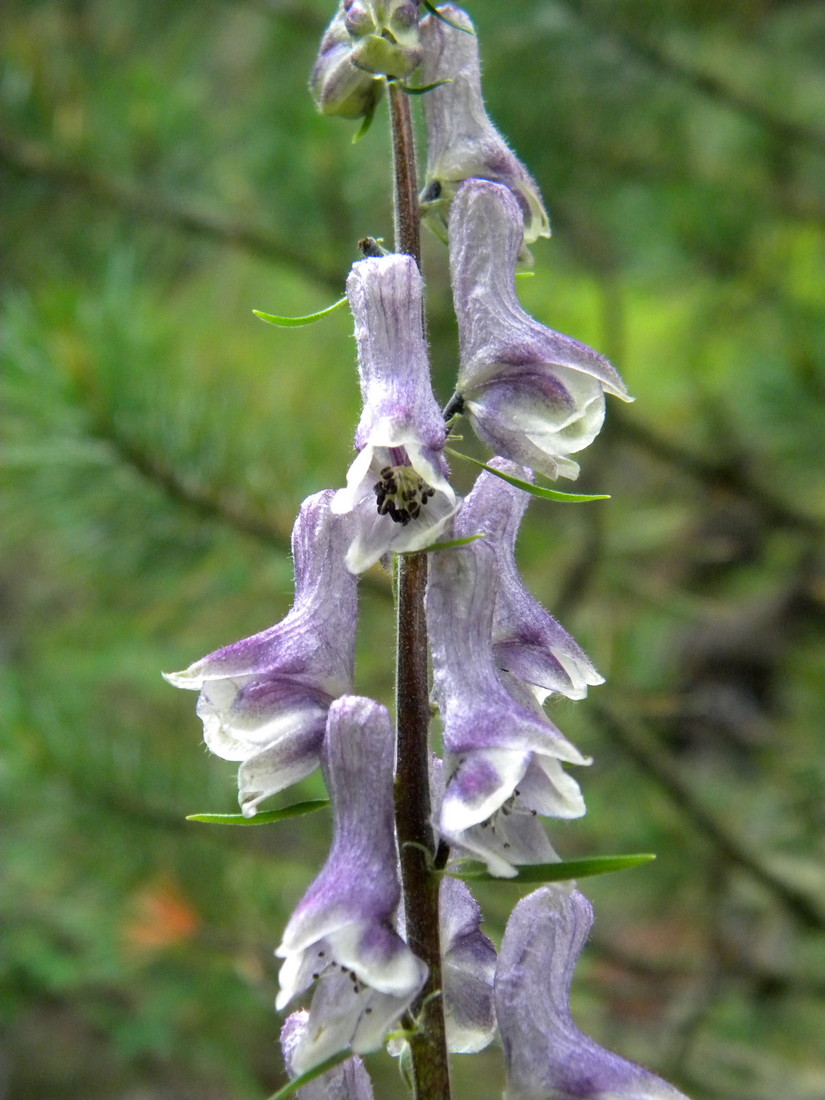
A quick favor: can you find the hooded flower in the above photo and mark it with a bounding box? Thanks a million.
[280,1012,375,1099]
[495,886,691,1100]
[418,3,549,248]
[331,254,458,572]
[456,458,604,703]
[449,179,632,481]
[275,696,427,1075]
[427,538,589,876]
[393,846,496,1056]
[164,490,357,817]
[311,1,422,119]
[439,875,497,1052]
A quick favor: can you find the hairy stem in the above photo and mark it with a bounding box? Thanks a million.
[390,81,451,1100]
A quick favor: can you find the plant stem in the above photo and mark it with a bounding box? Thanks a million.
[390,81,451,1100]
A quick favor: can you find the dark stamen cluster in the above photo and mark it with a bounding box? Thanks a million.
[374,464,436,526]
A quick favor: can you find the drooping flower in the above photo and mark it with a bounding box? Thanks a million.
[418,3,549,249]
[439,875,497,1053]
[455,458,604,703]
[164,490,357,817]
[449,179,632,481]
[331,254,458,572]
[311,1,422,119]
[280,1011,375,1099]
[392,842,496,1057]
[275,696,427,1075]
[427,538,589,876]
[495,886,691,1100]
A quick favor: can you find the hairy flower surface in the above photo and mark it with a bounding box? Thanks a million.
[164,491,356,816]
[332,255,457,571]
[311,1,422,118]
[418,3,548,248]
[427,539,588,876]
[276,696,426,1074]
[449,179,632,480]
[281,1012,375,1099]
[496,887,691,1100]
[456,459,604,702]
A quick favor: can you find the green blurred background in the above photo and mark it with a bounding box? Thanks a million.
[2,1,825,1097]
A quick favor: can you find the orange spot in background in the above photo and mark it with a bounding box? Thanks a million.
[122,875,201,955]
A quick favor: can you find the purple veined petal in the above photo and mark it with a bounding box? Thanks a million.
[164,490,357,696]
[439,876,497,1053]
[164,491,358,814]
[418,4,549,246]
[281,1011,375,1100]
[348,257,446,456]
[275,696,426,1050]
[495,887,691,1100]
[449,179,631,480]
[331,256,458,572]
[197,677,331,762]
[427,539,587,767]
[456,459,605,701]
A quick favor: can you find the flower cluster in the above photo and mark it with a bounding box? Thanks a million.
[168,4,691,1098]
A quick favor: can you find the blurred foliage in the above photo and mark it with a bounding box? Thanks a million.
[2,0,825,1097]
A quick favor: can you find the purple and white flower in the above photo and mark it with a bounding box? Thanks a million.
[164,490,357,817]
[495,886,691,1100]
[439,876,497,1053]
[449,179,632,481]
[418,4,549,248]
[331,255,458,572]
[427,538,589,876]
[456,458,604,703]
[280,1011,375,1099]
[275,696,427,1075]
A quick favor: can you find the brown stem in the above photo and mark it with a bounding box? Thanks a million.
[389,82,451,1100]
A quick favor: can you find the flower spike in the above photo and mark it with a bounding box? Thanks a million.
[332,254,458,572]
[450,179,632,481]
[456,458,604,702]
[418,3,549,248]
[164,490,357,817]
[276,696,427,1075]
[495,886,691,1100]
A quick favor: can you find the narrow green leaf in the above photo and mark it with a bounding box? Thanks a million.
[401,79,452,96]
[253,297,347,328]
[264,1050,351,1100]
[422,0,475,33]
[446,448,610,502]
[186,799,329,826]
[446,854,656,884]
[515,271,536,278]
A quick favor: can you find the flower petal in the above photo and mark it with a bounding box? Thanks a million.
[456,458,604,701]
[495,886,691,1100]
[418,4,549,246]
[449,179,631,480]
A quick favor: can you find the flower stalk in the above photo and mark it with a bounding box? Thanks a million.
[389,77,452,1100]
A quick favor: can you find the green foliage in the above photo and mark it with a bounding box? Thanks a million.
[2,0,825,1098]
